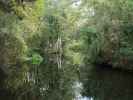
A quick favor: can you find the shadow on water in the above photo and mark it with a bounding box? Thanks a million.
[80,64,133,100]
[0,67,14,100]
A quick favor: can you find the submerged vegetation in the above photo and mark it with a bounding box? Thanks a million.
[1,0,133,100]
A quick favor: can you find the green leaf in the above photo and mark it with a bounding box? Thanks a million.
[31,53,43,65]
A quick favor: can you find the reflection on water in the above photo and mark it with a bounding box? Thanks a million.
[73,81,94,100]
[80,66,133,100]
[76,96,93,100]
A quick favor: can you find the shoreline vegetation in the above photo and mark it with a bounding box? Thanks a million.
[0,0,133,100]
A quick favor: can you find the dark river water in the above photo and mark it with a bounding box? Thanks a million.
[80,66,133,100]
[1,64,133,100]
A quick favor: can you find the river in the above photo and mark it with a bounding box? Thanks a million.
[79,66,133,100]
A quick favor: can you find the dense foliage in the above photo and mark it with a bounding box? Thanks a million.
[1,0,133,100]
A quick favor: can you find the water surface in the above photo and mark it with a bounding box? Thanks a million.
[80,66,133,100]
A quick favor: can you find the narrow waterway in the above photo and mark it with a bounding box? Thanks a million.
[80,66,133,100]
